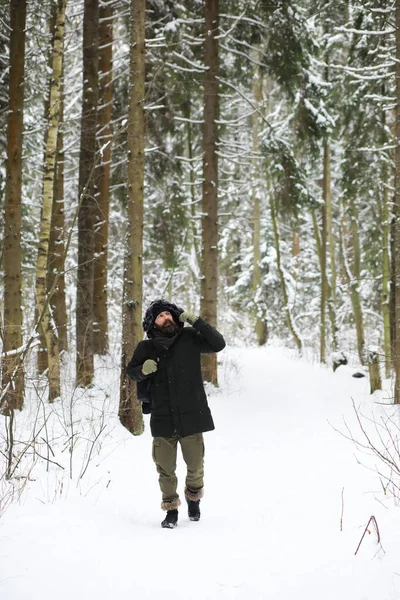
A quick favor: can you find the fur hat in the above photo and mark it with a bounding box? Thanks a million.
[142,299,184,335]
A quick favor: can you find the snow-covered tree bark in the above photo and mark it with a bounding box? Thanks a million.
[339,201,365,367]
[320,141,329,363]
[201,0,219,384]
[35,0,67,402]
[119,0,145,435]
[347,198,365,365]
[251,62,267,346]
[48,70,68,354]
[324,140,339,355]
[382,175,391,379]
[76,0,99,386]
[183,99,201,282]
[394,0,400,404]
[93,0,113,356]
[1,0,27,413]
[270,190,302,353]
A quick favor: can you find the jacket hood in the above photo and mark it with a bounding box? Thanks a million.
[142,299,184,337]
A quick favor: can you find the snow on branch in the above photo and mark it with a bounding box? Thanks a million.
[144,104,166,112]
[334,26,395,36]
[328,61,394,73]
[228,35,267,57]
[165,61,204,74]
[219,13,267,30]
[216,10,247,40]
[174,155,201,163]
[172,17,204,26]
[145,35,167,46]
[217,76,273,132]
[216,110,256,125]
[363,94,395,102]
[174,116,204,124]
[368,7,394,14]
[181,32,204,46]
[353,144,396,153]
[0,17,11,33]
[347,72,391,83]
[220,43,265,68]
[1,338,41,359]
[172,51,207,71]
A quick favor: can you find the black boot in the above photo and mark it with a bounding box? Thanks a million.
[186,497,201,521]
[161,509,178,529]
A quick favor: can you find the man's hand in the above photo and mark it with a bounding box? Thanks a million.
[142,359,158,375]
[179,311,199,325]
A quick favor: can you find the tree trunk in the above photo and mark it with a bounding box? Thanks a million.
[119,0,145,436]
[350,201,362,285]
[47,0,68,355]
[382,174,391,378]
[320,140,330,363]
[37,7,57,376]
[76,0,99,386]
[349,199,365,365]
[270,191,302,353]
[201,0,219,384]
[35,0,67,402]
[93,0,113,355]
[390,212,396,371]
[1,0,27,413]
[48,71,68,353]
[312,208,339,361]
[367,348,382,394]
[325,139,339,353]
[327,152,337,311]
[183,99,200,281]
[340,204,365,365]
[251,61,267,346]
[395,0,400,403]
[292,230,300,277]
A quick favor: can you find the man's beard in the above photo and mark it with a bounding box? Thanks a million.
[155,320,178,337]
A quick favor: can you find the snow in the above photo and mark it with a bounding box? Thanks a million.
[1,345,400,600]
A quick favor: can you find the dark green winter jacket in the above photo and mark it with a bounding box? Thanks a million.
[126,318,225,438]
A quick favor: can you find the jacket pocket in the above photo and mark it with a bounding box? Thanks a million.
[152,438,161,462]
[196,433,205,458]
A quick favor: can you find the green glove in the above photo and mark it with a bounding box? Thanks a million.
[179,311,199,325]
[142,359,158,376]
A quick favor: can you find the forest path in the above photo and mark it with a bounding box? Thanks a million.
[1,346,398,600]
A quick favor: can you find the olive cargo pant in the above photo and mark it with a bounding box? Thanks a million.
[152,433,204,510]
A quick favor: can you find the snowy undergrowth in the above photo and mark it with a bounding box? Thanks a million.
[0,351,123,512]
[1,345,400,600]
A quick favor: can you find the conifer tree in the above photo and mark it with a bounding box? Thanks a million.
[47,70,68,354]
[76,0,99,386]
[35,0,67,402]
[201,0,220,384]
[119,0,146,435]
[1,0,27,412]
[339,2,395,369]
[395,0,400,403]
[251,62,268,345]
[93,0,114,355]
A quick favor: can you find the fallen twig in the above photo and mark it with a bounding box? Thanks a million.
[354,515,381,555]
[340,487,344,531]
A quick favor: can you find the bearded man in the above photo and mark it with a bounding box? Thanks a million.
[126,299,225,529]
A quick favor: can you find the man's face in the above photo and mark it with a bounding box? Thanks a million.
[155,311,174,328]
[154,310,178,335]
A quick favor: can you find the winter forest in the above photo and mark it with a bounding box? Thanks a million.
[2,0,400,597]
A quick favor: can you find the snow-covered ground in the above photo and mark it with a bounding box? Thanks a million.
[1,345,400,600]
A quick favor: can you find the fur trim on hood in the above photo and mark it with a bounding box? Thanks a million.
[142,299,184,337]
